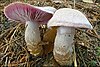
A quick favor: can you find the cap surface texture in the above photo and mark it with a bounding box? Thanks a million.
[48,8,93,29]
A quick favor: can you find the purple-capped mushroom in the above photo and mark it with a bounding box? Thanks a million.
[4,2,56,56]
[47,8,93,65]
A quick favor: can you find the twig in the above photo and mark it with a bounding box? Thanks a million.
[73,0,76,9]
[6,27,16,38]
[4,46,9,54]
[5,57,8,66]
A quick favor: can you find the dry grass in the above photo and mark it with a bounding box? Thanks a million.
[0,0,100,66]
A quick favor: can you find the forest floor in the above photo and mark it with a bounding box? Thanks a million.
[0,0,100,67]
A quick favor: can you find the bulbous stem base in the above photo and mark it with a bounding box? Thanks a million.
[27,43,43,56]
[53,26,75,65]
[25,21,42,56]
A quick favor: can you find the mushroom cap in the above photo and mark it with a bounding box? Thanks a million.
[35,6,57,14]
[4,2,55,24]
[48,8,93,29]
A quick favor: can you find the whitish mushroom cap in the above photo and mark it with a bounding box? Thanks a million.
[48,8,93,29]
[35,6,57,14]
[4,2,56,24]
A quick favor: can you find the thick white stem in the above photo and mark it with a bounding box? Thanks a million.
[53,26,75,65]
[25,21,42,56]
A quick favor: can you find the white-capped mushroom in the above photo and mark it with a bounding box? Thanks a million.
[47,8,93,65]
[4,2,56,56]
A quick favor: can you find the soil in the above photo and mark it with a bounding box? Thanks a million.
[0,0,100,67]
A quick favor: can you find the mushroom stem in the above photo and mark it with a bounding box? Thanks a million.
[25,21,43,56]
[53,26,75,65]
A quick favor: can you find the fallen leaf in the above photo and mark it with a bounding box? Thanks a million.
[42,27,57,55]
[43,27,57,43]
[43,43,54,55]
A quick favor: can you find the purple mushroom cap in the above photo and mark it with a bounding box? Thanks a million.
[4,2,53,24]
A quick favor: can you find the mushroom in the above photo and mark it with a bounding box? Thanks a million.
[4,2,56,56]
[47,8,93,65]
